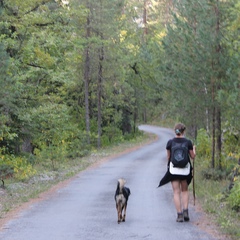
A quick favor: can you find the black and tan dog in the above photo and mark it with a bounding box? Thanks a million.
[114,178,131,224]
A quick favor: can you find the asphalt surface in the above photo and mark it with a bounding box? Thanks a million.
[0,125,218,240]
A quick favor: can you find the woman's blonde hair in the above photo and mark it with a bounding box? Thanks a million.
[174,123,186,136]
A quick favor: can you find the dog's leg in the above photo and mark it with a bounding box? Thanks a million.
[117,202,122,223]
[120,203,123,221]
[122,203,127,222]
[116,203,120,223]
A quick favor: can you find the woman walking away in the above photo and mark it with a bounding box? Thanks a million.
[158,123,196,222]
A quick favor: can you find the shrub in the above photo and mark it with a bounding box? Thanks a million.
[222,123,240,156]
[13,156,37,180]
[34,144,68,170]
[0,164,14,187]
[196,128,211,158]
[201,168,228,181]
[0,155,36,181]
[67,138,90,158]
[227,180,240,211]
[102,125,124,144]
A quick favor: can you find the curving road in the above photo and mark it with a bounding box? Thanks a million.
[0,125,219,240]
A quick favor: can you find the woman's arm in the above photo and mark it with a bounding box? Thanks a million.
[167,150,171,161]
[189,145,196,159]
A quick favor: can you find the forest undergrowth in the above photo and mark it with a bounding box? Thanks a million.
[193,158,240,240]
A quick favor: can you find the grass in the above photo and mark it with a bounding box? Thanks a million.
[194,158,240,240]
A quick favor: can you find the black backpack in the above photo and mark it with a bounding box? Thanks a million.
[170,140,189,168]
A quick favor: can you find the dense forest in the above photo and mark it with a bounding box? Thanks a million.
[0,0,239,205]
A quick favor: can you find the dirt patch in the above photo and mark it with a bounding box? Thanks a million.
[190,197,231,240]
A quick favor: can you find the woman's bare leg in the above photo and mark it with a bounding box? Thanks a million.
[171,180,182,213]
[181,180,190,221]
[180,180,189,210]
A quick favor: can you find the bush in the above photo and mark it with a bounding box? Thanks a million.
[102,125,124,145]
[196,128,211,158]
[201,168,228,181]
[222,123,240,156]
[13,156,37,180]
[67,138,90,158]
[0,155,36,181]
[0,164,14,185]
[34,144,68,170]
[228,180,240,211]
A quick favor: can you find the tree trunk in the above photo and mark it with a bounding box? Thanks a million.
[216,106,222,169]
[142,0,148,123]
[211,0,222,169]
[97,45,104,148]
[215,0,222,169]
[84,11,91,144]
[143,0,148,36]
[211,78,216,169]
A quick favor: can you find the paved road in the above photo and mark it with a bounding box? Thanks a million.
[0,125,217,240]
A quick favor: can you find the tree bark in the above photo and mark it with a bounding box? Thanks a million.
[211,78,216,169]
[216,106,222,169]
[215,0,222,169]
[97,45,104,148]
[143,0,148,36]
[84,10,91,144]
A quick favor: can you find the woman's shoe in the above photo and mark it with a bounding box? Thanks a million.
[176,212,184,222]
[183,209,190,221]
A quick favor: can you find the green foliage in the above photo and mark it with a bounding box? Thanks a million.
[102,125,124,145]
[25,104,73,147]
[201,168,229,181]
[66,129,92,158]
[195,156,240,239]
[196,129,211,158]
[34,144,67,170]
[0,164,14,180]
[13,156,36,180]
[222,122,240,159]
[228,180,240,211]
[0,154,36,181]
[67,138,90,158]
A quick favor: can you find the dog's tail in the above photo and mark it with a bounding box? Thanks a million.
[117,178,126,192]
